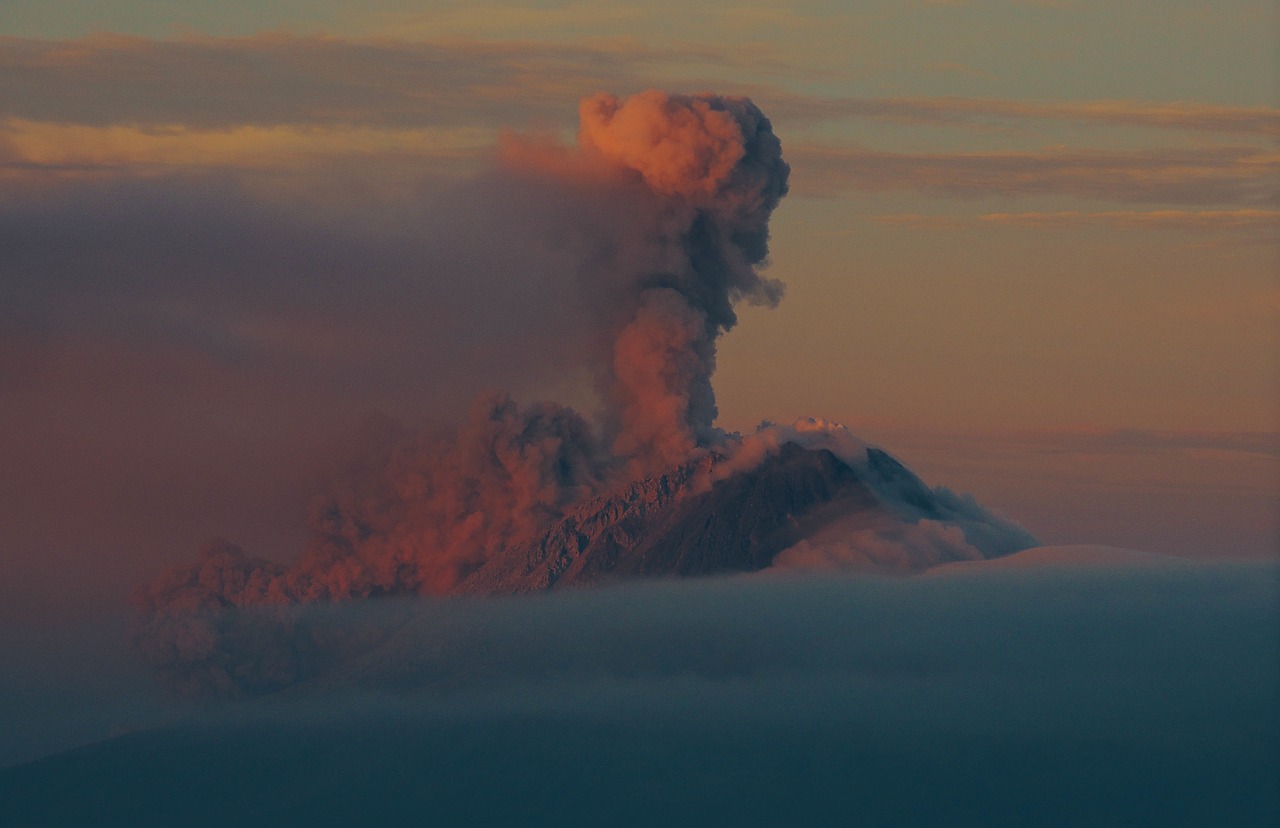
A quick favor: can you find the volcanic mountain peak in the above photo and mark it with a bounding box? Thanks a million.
[132,432,1036,697]
[459,439,1034,595]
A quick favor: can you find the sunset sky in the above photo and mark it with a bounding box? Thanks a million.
[2,0,1276,621]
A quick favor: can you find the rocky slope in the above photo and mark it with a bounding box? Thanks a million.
[460,442,1031,594]
[133,439,1036,697]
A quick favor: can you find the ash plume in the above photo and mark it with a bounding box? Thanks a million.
[135,91,790,621]
[135,394,603,608]
[133,91,1035,696]
[510,90,790,472]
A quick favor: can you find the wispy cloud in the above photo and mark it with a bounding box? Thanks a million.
[762,92,1280,137]
[977,209,1280,230]
[366,1,655,37]
[868,213,967,228]
[0,118,493,189]
[0,33,677,129]
[879,426,1280,463]
[791,144,1278,205]
[6,34,1276,139]
[867,209,1279,234]
[1023,429,1280,460]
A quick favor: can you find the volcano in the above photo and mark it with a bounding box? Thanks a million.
[128,90,1036,697]
[460,442,1032,595]
[132,429,1035,697]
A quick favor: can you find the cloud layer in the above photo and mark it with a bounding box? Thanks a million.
[793,145,1277,205]
[4,33,1275,210]
[4,564,1278,823]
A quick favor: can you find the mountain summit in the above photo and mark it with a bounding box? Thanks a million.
[461,440,1033,594]
[133,429,1035,696]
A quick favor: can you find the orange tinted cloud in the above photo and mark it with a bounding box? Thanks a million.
[504,91,789,472]
[869,209,1279,233]
[790,144,1278,205]
[12,34,1273,142]
[0,118,491,170]
[609,288,711,473]
[768,94,1280,137]
[579,90,746,199]
[0,33,697,129]
[977,209,1280,230]
[0,118,495,202]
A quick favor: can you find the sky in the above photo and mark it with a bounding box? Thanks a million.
[1,0,1277,623]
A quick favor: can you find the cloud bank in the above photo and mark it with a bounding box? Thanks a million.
[4,564,1277,824]
[772,93,1280,137]
[793,144,1277,205]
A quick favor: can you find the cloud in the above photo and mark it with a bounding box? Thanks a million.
[373,2,654,37]
[0,35,774,197]
[0,171,610,401]
[125,560,1280,702]
[4,563,1276,826]
[1021,428,1280,460]
[773,518,984,571]
[0,117,493,171]
[0,34,607,128]
[8,33,1274,167]
[107,90,796,646]
[698,417,869,488]
[7,33,1274,215]
[0,33,735,130]
[867,209,1279,235]
[769,93,1280,137]
[0,92,785,623]
[790,144,1278,205]
[19,130,1266,214]
[976,208,1280,230]
[868,212,967,228]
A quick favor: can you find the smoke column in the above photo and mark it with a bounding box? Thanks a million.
[546,90,789,473]
[134,91,791,641]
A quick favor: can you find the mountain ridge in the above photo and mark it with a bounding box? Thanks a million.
[459,442,1024,594]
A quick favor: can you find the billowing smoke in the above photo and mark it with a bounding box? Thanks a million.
[133,91,1036,696]
[135,394,604,609]
[564,90,789,471]
[135,91,790,625]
